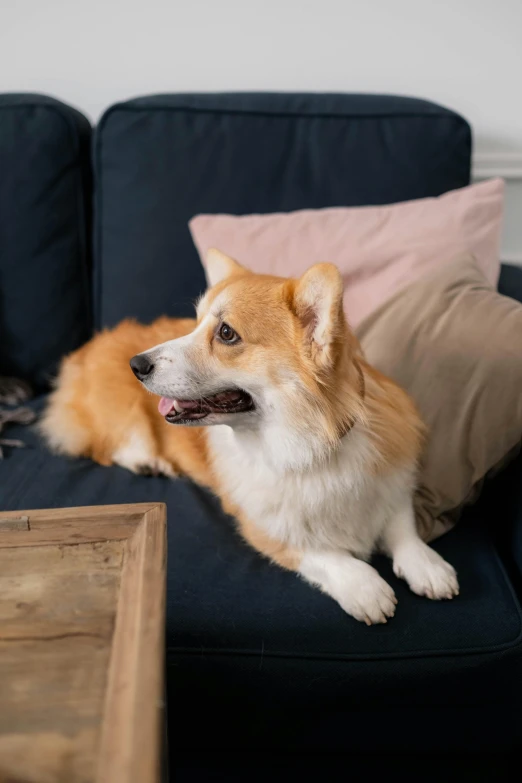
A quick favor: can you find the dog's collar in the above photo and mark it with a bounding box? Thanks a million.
[338,361,366,440]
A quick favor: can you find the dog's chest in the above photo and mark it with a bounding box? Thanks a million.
[208,427,395,554]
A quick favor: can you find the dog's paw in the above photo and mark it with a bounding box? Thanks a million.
[393,543,459,600]
[300,552,397,625]
[337,572,397,625]
[134,457,177,478]
[112,432,177,478]
[112,443,176,478]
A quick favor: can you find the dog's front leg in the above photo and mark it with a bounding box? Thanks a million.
[233,511,302,571]
[235,509,397,624]
[383,500,459,600]
[299,550,397,624]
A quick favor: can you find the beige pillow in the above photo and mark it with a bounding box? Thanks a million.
[356,254,522,542]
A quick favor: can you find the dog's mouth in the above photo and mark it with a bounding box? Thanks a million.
[158,389,254,424]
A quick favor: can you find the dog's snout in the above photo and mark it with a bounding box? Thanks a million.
[130,353,154,380]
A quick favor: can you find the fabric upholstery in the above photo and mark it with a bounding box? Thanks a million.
[0,398,521,753]
[93,93,471,329]
[0,94,92,389]
[190,178,503,328]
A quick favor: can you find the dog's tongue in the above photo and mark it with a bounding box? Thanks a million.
[158,397,175,416]
[159,390,245,417]
[158,397,202,416]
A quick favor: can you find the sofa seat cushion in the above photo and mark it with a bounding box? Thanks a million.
[1,398,521,657]
[2,398,522,753]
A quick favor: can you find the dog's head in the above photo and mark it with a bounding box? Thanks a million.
[130,249,364,447]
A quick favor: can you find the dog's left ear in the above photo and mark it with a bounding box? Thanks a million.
[294,263,344,366]
[205,248,248,287]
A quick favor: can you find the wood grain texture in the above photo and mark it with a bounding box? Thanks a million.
[0,503,159,524]
[0,503,167,783]
[0,515,29,532]
[96,505,167,783]
[0,504,158,549]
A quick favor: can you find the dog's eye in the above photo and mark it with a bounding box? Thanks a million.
[218,322,239,344]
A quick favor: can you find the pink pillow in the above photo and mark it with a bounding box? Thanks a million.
[189,178,504,328]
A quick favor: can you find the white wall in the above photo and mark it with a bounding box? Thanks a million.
[2,0,522,260]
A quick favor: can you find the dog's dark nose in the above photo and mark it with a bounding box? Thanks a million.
[130,354,154,380]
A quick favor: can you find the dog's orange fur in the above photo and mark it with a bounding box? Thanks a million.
[41,261,424,573]
[41,317,214,486]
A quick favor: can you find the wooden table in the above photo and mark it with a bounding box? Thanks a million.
[0,503,166,783]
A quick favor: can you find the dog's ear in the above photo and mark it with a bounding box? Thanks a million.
[293,263,344,366]
[205,248,248,287]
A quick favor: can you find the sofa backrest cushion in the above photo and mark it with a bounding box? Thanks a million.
[94,93,471,328]
[0,94,92,389]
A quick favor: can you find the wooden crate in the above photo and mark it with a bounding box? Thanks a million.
[0,503,166,783]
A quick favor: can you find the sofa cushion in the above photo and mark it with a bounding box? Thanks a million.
[94,93,471,329]
[0,94,92,390]
[1,397,521,743]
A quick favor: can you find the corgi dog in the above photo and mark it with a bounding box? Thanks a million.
[41,250,458,623]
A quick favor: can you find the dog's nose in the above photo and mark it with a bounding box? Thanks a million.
[130,354,154,380]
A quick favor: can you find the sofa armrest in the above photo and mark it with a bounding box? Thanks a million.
[506,454,522,574]
[504,454,522,578]
[480,448,522,577]
[491,265,522,574]
[498,263,522,303]
[513,504,522,578]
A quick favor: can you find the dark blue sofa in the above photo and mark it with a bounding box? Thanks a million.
[1,93,521,769]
